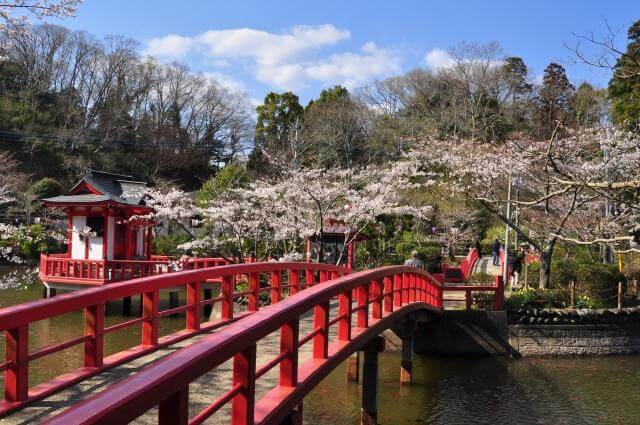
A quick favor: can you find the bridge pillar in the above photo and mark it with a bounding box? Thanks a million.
[42,286,56,298]
[393,320,416,384]
[347,352,360,382]
[400,336,413,384]
[361,336,385,425]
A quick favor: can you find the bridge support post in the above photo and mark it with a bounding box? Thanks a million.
[122,296,132,316]
[347,352,360,382]
[400,336,413,384]
[393,320,416,385]
[361,336,385,425]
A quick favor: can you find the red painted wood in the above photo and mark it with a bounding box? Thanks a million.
[142,290,159,346]
[5,325,28,402]
[371,280,382,319]
[221,276,234,319]
[338,290,352,341]
[232,344,256,425]
[158,387,188,425]
[280,320,299,387]
[383,276,393,313]
[186,281,200,331]
[248,272,259,312]
[393,274,402,308]
[312,302,330,359]
[289,270,300,295]
[84,304,104,368]
[270,271,281,303]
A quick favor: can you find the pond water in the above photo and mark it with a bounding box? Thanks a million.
[0,268,639,424]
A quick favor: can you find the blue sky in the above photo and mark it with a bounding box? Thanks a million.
[52,0,638,104]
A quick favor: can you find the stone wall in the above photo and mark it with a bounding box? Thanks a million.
[509,324,640,356]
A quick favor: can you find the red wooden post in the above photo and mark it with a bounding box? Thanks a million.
[5,325,28,402]
[319,269,328,283]
[338,290,352,341]
[437,283,443,309]
[280,319,299,387]
[495,276,504,310]
[393,274,402,309]
[357,284,369,328]
[158,387,188,425]
[371,279,382,319]
[248,272,259,312]
[232,344,256,425]
[305,268,315,287]
[270,270,281,303]
[289,270,300,295]
[383,276,393,313]
[465,290,472,310]
[186,281,200,331]
[142,290,159,346]
[313,301,330,359]
[402,273,409,305]
[409,274,416,302]
[221,275,234,319]
[84,303,105,367]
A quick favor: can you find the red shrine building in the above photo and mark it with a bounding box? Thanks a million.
[306,219,365,270]
[39,171,162,292]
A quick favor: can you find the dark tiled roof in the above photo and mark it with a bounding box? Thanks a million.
[63,170,148,206]
[42,194,112,204]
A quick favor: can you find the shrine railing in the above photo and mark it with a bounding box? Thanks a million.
[0,261,350,417]
[43,266,442,425]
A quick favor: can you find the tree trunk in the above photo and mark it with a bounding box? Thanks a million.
[539,244,554,289]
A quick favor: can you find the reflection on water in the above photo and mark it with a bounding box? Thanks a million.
[304,348,640,424]
[1,269,639,424]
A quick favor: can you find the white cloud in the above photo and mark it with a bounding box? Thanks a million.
[144,25,400,91]
[424,48,454,69]
[144,34,195,60]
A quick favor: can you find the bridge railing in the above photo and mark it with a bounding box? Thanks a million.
[442,275,504,310]
[0,261,350,417]
[44,266,442,425]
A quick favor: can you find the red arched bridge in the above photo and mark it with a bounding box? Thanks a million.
[0,250,504,424]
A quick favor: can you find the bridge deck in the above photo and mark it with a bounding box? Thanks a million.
[5,304,340,424]
[472,257,502,276]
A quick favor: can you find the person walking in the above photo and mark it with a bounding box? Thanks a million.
[510,246,526,287]
[405,250,424,268]
[491,237,501,266]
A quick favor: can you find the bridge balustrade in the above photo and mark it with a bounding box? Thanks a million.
[43,266,442,425]
[0,262,350,417]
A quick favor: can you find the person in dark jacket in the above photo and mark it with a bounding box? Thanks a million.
[510,246,526,286]
[491,237,501,266]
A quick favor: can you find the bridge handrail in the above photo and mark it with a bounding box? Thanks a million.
[0,261,350,416]
[44,266,442,425]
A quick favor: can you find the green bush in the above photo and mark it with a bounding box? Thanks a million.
[28,178,64,199]
[505,287,569,310]
[550,259,622,307]
[153,234,191,257]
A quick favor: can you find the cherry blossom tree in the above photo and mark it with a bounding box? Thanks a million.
[0,0,82,36]
[413,128,639,288]
[178,159,434,263]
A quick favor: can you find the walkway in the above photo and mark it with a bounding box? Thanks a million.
[472,257,502,276]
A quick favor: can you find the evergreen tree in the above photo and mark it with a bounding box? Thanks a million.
[537,63,575,139]
[609,20,640,131]
[254,92,303,161]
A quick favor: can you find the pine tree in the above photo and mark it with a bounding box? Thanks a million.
[609,20,640,131]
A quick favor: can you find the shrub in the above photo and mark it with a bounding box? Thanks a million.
[505,287,569,310]
[153,234,191,257]
[28,178,64,199]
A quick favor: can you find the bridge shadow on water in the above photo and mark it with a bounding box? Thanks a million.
[303,350,640,425]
